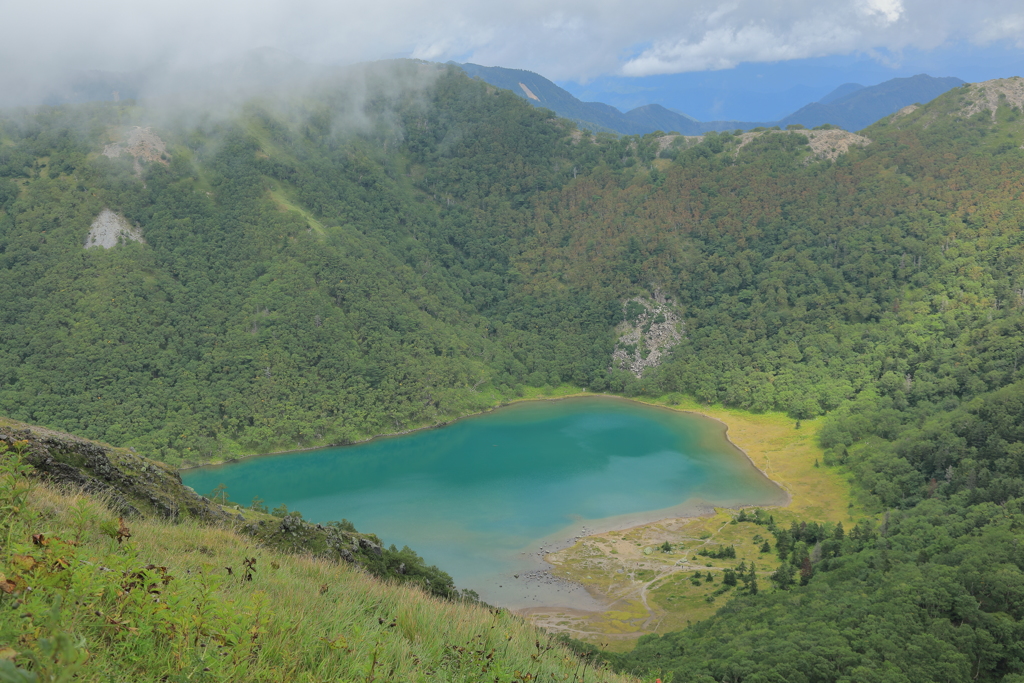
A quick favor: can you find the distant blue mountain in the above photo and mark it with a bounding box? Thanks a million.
[15,58,967,137]
[777,75,966,131]
[458,62,706,134]
[818,83,865,104]
[456,63,966,135]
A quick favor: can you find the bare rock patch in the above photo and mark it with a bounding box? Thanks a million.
[659,129,869,162]
[85,209,144,249]
[893,104,919,119]
[103,126,169,176]
[734,129,871,161]
[957,77,1024,121]
[801,129,873,161]
[612,289,683,377]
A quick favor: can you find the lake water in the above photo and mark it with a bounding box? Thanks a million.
[181,396,786,609]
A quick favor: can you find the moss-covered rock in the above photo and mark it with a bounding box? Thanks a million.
[0,416,226,521]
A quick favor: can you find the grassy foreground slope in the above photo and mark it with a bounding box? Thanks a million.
[0,434,636,683]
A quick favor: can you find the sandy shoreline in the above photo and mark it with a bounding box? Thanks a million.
[509,400,850,645]
[501,490,787,615]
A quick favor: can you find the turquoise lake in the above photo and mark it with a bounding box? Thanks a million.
[181,396,786,609]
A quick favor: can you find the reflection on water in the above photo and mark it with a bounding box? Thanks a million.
[182,396,785,609]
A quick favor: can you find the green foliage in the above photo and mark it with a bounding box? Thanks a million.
[4,67,1009,464]
[0,67,629,465]
[5,62,1024,682]
[609,498,1024,682]
[696,545,736,559]
[0,442,628,682]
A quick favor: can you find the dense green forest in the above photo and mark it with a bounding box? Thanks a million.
[4,63,1024,679]
[0,62,631,464]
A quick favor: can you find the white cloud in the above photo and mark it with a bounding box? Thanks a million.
[861,0,904,24]
[974,13,1024,47]
[0,0,1022,92]
[620,18,863,76]
[617,0,916,77]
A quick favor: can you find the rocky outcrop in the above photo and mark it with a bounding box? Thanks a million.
[1,416,400,568]
[1,415,462,600]
[85,208,144,249]
[799,129,873,161]
[734,128,871,160]
[0,418,224,522]
[611,290,683,377]
[238,512,386,567]
[102,126,169,176]
[102,126,168,163]
[955,77,1024,121]
[892,104,919,119]
[657,128,871,162]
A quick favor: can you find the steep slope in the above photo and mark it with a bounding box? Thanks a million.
[0,434,634,682]
[572,77,1024,681]
[0,415,469,600]
[5,63,1024,681]
[456,61,672,134]
[0,68,1020,469]
[0,415,224,521]
[0,63,625,464]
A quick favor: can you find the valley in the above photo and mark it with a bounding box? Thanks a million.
[3,63,1024,681]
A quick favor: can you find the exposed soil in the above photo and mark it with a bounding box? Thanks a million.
[800,129,872,160]
[734,129,871,160]
[85,208,144,249]
[656,134,701,152]
[892,104,919,119]
[103,126,169,176]
[524,511,760,643]
[518,82,540,101]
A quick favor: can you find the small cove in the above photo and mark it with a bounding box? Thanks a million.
[181,396,786,609]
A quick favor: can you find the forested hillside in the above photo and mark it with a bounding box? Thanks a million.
[4,62,1024,679]
[2,66,1024,468]
[0,62,630,464]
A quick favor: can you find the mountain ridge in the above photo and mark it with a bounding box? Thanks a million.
[457,62,965,134]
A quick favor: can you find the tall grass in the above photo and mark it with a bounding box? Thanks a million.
[0,442,640,682]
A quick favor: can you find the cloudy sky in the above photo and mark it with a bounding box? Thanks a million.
[4,0,1024,118]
